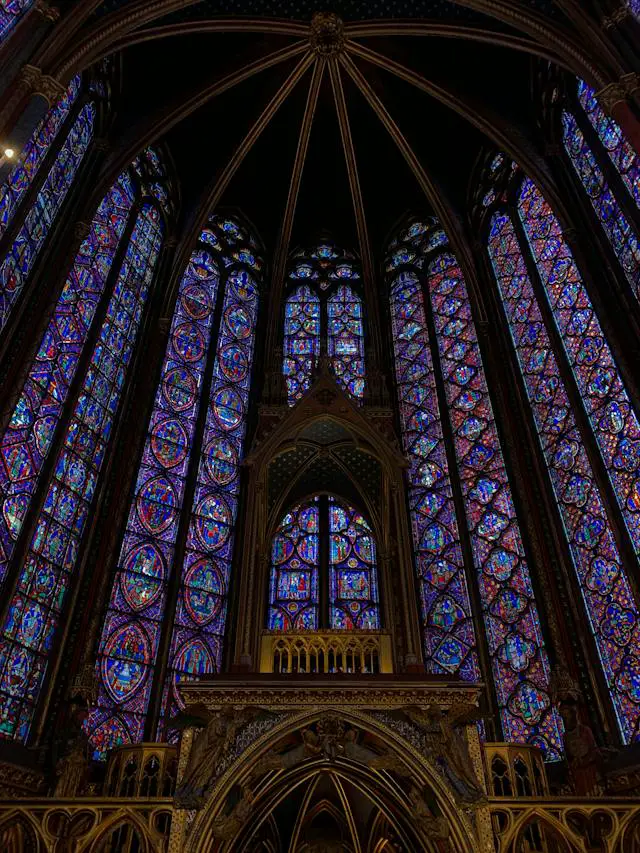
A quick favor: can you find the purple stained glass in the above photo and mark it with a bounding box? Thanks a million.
[389,265,479,681]
[0,0,32,42]
[161,266,259,724]
[329,498,379,630]
[427,251,562,758]
[562,111,639,302]
[0,76,80,240]
[0,100,95,333]
[518,178,640,562]
[87,244,220,758]
[268,502,320,631]
[577,80,640,209]
[0,204,163,742]
[0,172,135,595]
[327,285,365,401]
[283,285,320,405]
[489,211,640,743]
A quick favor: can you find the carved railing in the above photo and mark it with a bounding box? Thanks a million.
[484,742,549,797]
[260,630,393,674]
[0,800,172,852]
[105,743,178,798]
[489,798,640,852]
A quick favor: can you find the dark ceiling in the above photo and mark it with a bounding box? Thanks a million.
[95,3,568,262]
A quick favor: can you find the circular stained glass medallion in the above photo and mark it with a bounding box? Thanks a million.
[184,559,224,625]
[121,543,165,610]
[163,367,197,412]
[181,284,210,320]
[137,476,176,534]
[219,344,248,383]
[204,437,237,485]
[172,322,205,363]
[224,305,252,339]
[102,622,150,703]
[212,387,243,431]
[150,418,188,469]
[195,494,231,550]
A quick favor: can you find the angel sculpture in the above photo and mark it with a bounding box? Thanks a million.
[211,785,255,841]
[176,706,262,808]
[402,703,486,805]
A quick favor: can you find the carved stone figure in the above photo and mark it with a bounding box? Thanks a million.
[410,786,451,850]
[176,706,262,807]
[52,697,90,798]
[403,704,485,804]
[211,785,255,841]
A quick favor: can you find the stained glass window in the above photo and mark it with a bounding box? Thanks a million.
[283,243,364,405]
[0,151,168,742]
[161,265,259,725]
[268,495,379,633]
[89,216,260,758]
[427,251,561,758]
[268,501,320,631]
[0,172,135,594]
[576,80,639,209]
[518,178,640,561]
[388,221,561,758]
[327,285,365,401]
[561,101,639,301]
[0,85,95,334]
[283,285,320,404]
[0,77,80,241]
[0,0,33,42]
[489,211,640,743]
[390,258,479,681]
[329,497,379,630]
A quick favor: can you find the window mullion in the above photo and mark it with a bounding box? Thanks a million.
[319,494,329,630]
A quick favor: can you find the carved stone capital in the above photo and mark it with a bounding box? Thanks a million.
[33,0,60,22]
[621,72,640,96]
[601,5,629,29]
[18,63,42,89]
[595,82,627,114]
[35,74,66,106]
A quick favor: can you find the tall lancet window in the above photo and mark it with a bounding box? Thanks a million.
[283,243,364,405]
[388,220,561,759]
[484,156,640,743]
[560,79,639,302]
[0,149,171,743]
[88,216,262,758]
[0,0,34,42]
[0,73,102,333]
[268,495,380,633]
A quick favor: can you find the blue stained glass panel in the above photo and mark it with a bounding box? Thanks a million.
[427,250,562,758]
[88,243,219,758]
[268,502,320,631]
[283,285,320,405]
[0,204,163,742]
[327,284,365,402]
[0,172,135,594]
[389,260,479,681]
[562,110,639,302]
[161,264,259,725]
[0,99,95,333]
[518,178,640,562]
[0,0,32,42]
[489,211,640,743]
